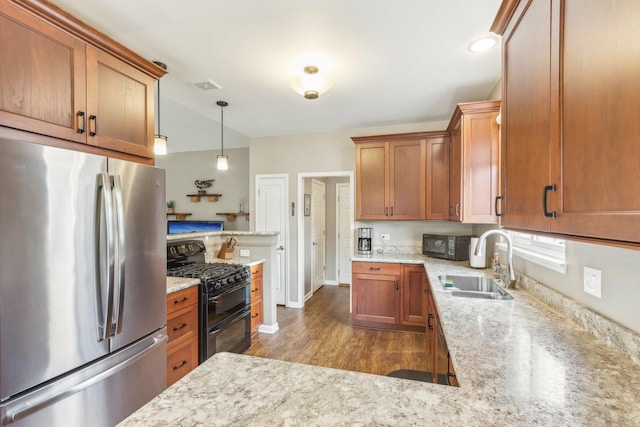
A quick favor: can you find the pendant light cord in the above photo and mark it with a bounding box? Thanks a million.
[220,104,224,156]
[157,78,161,135]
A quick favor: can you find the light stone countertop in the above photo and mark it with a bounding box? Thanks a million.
[125,253,640,426]
[166,231,278,241]
[166,257,265,294]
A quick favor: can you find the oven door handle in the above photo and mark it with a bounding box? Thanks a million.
[209,282,249,303]
[208,309,251,335]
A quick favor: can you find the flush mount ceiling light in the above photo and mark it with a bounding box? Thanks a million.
[468,34,499,53]
[289,65,332,100]
[216,100,229,170]
[153,61,168,155]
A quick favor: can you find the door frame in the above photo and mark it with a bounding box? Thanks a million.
[336,182,352,286]
[255,173,290,307]
[310,179,326,295]
[297,171,354,308]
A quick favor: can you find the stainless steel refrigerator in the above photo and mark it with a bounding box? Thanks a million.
[0,137,167,426]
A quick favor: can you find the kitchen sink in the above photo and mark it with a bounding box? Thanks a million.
[438,275,514,300]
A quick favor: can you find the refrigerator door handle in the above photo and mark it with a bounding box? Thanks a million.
[97,173,116,341]
[112,174,126,335]
[4,333,168,424]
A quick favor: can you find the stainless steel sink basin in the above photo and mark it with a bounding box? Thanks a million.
[438,275,514,300]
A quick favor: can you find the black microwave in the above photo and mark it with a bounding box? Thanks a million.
[422,234,472,261]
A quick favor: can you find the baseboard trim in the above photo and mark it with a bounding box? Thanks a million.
[258,323,279,334]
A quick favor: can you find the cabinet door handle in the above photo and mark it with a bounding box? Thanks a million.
[89,115,98,137]
[251,288,259,293]
[395,280,399,291]
[172,322,188,332]
[385,207,388,216]
[172,360,188,371]
[251,312,260,319]
[390,207,394,216]
[495,195,503,217]
[427,313,435,330]
[369,267,381,271]
[543,185,557,218]
[173,297,188,305]
[455,203,460,217]
[77,111,86,134]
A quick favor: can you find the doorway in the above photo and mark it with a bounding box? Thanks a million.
[297,172,354,305]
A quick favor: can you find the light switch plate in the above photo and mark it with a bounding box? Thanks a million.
[583,266,602,298]
[381,234,390,241]
[239,249,250,257]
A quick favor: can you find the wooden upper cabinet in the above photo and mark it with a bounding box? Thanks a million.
[499,0,554,232]
[354,134,425,220]
[355,141,388,220]
[447,101,500,223]
[0,1,87,143]
[388,139,425,220]
[86,46,154,158]
[551,0,640,242]
[0,0,164,161]
[425,135,449,220]
[353,132,448,221]
[495,0,640,244]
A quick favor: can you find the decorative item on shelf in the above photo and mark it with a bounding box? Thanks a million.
[217,237,236,259]
[194,179,215,195]
[166,200,175,214]
[216,101,229,170]
[153,61,168,155]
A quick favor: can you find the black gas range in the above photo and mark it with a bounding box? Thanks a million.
[167,239,252,363]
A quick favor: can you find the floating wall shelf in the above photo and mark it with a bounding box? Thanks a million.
[217,212,250,222]
[187,194,222,202]
[167,212,192,220]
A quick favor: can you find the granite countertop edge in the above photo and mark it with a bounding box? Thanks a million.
[123,253,640,426]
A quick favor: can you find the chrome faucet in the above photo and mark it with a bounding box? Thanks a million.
[474,230,517,289]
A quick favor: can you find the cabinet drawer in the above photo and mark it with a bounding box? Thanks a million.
[167,306,197,344]
[251,300,263,336]
[167,286,198,315]
[251,276,263,302]
[251,263,263,278]
[167,338,197,386]
[352,261,401,275]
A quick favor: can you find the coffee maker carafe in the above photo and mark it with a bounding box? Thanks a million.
[357,227,373,254]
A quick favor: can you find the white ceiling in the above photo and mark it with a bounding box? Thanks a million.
[51,0,502,150]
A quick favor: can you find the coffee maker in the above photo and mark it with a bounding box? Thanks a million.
[357,227,373,254]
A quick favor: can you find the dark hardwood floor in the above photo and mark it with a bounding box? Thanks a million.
[244,285,430,377]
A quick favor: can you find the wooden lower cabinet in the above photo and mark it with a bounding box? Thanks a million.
[166,286,199,387]
[425,279,458,386]
[351,262,426,332]
[250,263,264,336]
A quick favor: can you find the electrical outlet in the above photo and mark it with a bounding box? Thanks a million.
[381,234,390,241]
[239,249,250,257]
[583,266,601,298]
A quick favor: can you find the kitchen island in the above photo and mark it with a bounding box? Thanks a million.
[121,256,640,426]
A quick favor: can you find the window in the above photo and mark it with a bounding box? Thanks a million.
[496,231,567,274]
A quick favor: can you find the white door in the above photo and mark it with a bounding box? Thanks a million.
[311,179,326,293]
[255,175,288,305]
[337,183,352,285]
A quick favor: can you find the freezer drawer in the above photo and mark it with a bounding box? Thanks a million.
[0,331,167,427]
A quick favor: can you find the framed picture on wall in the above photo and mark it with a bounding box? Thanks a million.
[304,194,311,216]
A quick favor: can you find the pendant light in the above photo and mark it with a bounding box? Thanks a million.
[216,100,229,170]
[153,61,168,155]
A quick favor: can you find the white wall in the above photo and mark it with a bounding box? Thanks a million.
[156,148,250,231]
[249,120,449,305]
